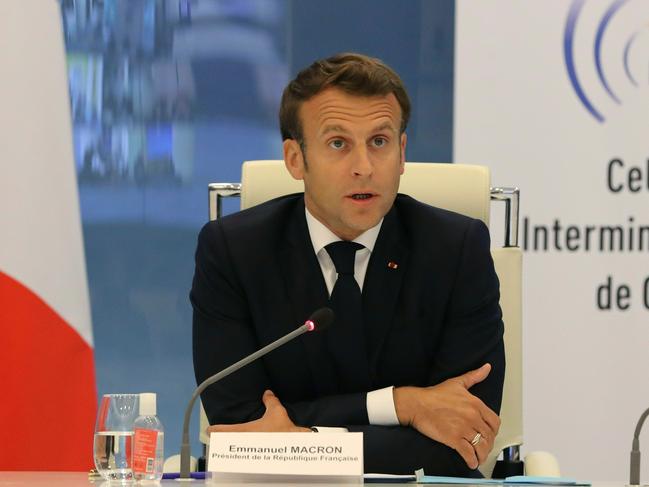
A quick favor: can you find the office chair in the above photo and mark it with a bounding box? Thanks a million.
[202,160,525,477]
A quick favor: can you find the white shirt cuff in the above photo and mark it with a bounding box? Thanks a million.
[366,386,399,425]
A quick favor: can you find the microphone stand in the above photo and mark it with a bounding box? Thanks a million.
[630,407,649,486]
[179,316,326,479]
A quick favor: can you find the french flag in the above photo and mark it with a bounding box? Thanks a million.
[0,1,97,470]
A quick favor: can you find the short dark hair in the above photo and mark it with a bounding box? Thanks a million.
[279,52,411,143]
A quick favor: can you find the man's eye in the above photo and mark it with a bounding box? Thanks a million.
[329,139,345,150]
[372,137,387,148]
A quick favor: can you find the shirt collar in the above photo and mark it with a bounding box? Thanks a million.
[305,205,383,254]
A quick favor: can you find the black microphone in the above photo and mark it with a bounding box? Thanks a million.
[630,407,649,486]
[179,307,335,479]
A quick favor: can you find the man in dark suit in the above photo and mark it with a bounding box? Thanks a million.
[191,53,504,476]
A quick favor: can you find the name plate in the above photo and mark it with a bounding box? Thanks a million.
[207,432,363,479]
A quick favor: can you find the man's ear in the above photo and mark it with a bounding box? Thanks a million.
[399,132,407,175]
[283,139,305,180]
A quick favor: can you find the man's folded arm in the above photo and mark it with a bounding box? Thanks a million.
[346,425,482,477]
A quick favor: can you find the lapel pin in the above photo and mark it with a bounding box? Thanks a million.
[387,261,398,270]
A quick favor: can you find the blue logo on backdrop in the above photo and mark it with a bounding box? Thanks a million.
[564,0,647,123]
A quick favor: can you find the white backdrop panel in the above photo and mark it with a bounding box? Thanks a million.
[455,0,649,481]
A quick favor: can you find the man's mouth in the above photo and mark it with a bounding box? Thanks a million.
[350,193,374,200]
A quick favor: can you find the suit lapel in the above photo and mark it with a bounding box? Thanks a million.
[362,205,409,384]
[280,198,339,396]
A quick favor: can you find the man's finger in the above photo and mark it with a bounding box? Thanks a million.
[471,431,493,465]
[456,439,479,470]
[262,389,276,403]
[261,389,282,410]
[480,405,501,436]
[461,395,497,438]
[459,363,491,389]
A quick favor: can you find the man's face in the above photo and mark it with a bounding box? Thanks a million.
[283,88,407,241]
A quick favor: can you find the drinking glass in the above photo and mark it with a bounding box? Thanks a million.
[93,394,139,482]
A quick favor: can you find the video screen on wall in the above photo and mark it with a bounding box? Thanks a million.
[61,0,288,224]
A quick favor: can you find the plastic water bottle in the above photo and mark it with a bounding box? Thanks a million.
[132,392,164,481]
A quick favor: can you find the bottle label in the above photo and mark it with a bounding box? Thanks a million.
[133,428,158,473]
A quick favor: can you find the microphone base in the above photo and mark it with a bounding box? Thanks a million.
[491,459,524,479]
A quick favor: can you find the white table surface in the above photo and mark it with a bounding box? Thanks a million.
[0,472,628,487]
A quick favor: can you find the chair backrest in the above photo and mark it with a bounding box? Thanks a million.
[240,160,490,225]
[204,160,522,477]
[488,247,523,475]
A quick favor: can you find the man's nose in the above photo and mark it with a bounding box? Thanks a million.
[351,145,373,176]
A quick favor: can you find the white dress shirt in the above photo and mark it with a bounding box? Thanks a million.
[305,207,399,427]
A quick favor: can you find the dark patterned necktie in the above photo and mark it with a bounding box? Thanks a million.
[325,241,368,391]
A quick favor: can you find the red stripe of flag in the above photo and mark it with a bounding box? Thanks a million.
[0,271,97,471]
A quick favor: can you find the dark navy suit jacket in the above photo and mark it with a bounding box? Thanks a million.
[191,193,505,475]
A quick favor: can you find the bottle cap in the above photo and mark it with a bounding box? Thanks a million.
[139,392,156,416]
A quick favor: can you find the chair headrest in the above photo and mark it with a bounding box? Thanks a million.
[241,160,490,225]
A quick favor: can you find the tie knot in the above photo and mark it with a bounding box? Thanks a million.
[325,241,364,275]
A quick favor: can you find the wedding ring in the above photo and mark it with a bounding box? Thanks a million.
[470,433,482,446]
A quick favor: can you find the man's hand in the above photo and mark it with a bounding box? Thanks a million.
[394,363,501,470]
[207,390,311,433]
